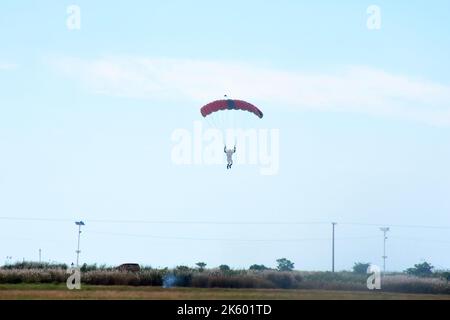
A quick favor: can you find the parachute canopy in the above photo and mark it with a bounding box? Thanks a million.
[200,99,263,119]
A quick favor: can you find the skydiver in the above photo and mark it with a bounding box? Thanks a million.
[224,145,236,169]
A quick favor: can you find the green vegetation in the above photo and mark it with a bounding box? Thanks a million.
[353,262,371,274]
[2,261,68,270]
[276,258,294,272]
[219,265,231,272]
[196,262,207,272]
[249,264,269,271]
[441,272,450,282]
[406,262,434,277]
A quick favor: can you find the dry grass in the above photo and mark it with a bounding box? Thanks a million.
[381,275,449,294]
[0,284,449,300]
[0,269,448,295]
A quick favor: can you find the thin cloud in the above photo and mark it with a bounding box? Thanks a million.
[52,56,450,126]
[0,63,18,70]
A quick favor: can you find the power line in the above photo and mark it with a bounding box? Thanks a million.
[0,216,328,225]
[1,216,450,230]
[88,231,330,242]
[3,233,449,246]
[0,217,72,223]
[0,229,381,244]
[86,219,330,225]
[390,236,450,244]
[340,222,450,230]
[87,230,380,243]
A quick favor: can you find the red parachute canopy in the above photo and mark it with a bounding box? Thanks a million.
[200,99,263,119]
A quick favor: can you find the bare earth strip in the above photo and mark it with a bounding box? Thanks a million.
[0,285,449,300]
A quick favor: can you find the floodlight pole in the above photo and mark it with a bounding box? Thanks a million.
[75,221,85,267]
[332,222,337,272]
[380,227,390,275]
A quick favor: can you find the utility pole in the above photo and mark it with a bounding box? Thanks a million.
[332,222,337,272]
[380,227,390,275]
[75,221,85,267]
[39,249,41,263]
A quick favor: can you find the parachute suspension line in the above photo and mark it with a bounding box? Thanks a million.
[232,109,239,148]
[230,110,235,148]
[200,98,263,150]
[223,94,232,147]
[230,110,236,148]
[222,110,228,147]
[214,111,221,139]
[203,112,213,129]
[224,94,230,143]
[206,110,226,147]
[212,113,221,131]
[204,115,215,131]
[231,108,237,143]
[233,111,239,148]
[223,112,229,148]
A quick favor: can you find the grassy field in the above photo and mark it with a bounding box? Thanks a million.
[1,284,449,300]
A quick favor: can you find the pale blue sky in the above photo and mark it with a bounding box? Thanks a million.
[0,1,449,271]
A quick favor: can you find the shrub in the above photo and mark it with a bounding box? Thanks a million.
[172,269,193,287]
[80,263,98,272]
[1,261,67,270]
[0,267,448,294]
[175,265,191,272]
[265,271,299,289]
[0,269,66,284]
[249,264,269,271]
[382,275,449,294]
[276,258,294,272]
[441,272,450,282]
[299,272,367,291]
[353,262,371,275]
[406,262,434,277]
[196,262,207,272]
[219,265,231,272]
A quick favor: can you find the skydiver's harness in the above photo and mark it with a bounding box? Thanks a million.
[224,146,236,163]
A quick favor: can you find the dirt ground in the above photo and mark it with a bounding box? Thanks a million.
[0,284,449,300]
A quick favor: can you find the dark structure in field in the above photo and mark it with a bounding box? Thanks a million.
[117,263,140,272]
